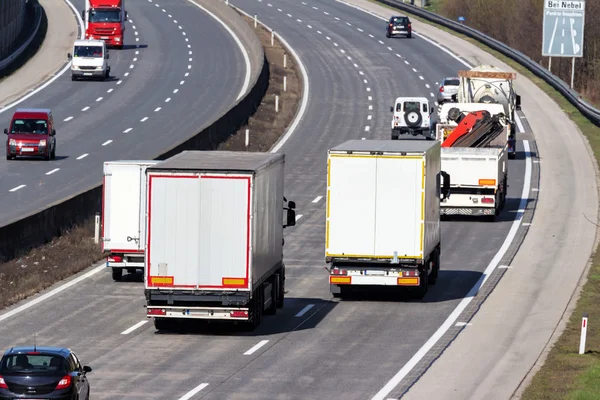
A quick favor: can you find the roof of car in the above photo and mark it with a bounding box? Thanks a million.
[3,346,71,357]
[395,96,429,103]
[390,15,409,19]
[74,39,105,46]
[14,108,51,115]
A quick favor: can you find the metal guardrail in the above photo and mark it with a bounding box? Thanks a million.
[0,1,43,73]
[377,0,600,127]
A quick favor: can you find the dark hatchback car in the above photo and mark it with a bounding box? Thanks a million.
[0,346,92,400]
[386,15,412,38]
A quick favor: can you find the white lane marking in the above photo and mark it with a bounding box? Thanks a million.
[0,263,106,322]
[185,38,189,42]
[244,340,269,355]
[0,0,84,116]
[82,106,90,111]
[436,82,440,85]
[455,322,472,327]
[396,53,401,58]
[363,79,368,84]
[173,89,179,94]
[297,19,302,23]
[412,68,417,72]
[419,76,424,80]
[129,64,134,69]
[324,11,329,15]
[121,320,148,335]
[165,98,171,102]
[102,140,113,146]
[178,25,182,29]
[107,88,114,93]
[162,8,165,11]
[334,42,338,47]
[430,92,435,97]
[124,72,129,77]
[287,13,292,17]
[187,44,191,48]
[45,168,60,175]
[359,71,364,75]
[365,126,370,131]
[378,40,384,44]
[180,80,185,85]
[366,87,371,92]
[312,196,323,203]
[63,116,73,121]
[516,114,525,133]
[368,96,372,101]
[186,1,250,101]
[188,65,192,69]
[371,140,532,400]
[123,128,133,133]
[312,6,318,9]
[295,304,315,317]
[368,115,372,120]
[154,107,161,112]
[277,8,282,11]
[176,383,209,400]
[135,50,139,54]
[76,153,88,160]
[369,105,373,110]
[134,31,138,35]
[141,117,148,122]
[405,60,409,65]
[340,49,345,54]
[353,63,359,68]
[96,97,103,102]
[369,33,374,37]
[335,16,340,20]
[346,22,352,26]
[9,185,26,192]
[185,72,189,77]
[295,214,303,221]
[133,57,138,61]
[387,46,393,51]
[498,265,513,269]
[168,13,172,17]
[135,37,139,42]
[425,84,430,88]
[117,80,122,85]
[189,50,193,55]
[267,3,272,6]
[317,30,322,34]
[357,27,363,32]
[326,36,331,40]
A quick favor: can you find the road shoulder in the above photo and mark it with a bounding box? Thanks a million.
[0,0,78,109]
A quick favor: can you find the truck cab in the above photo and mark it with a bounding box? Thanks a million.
[82,0,127,48]
[390,96,435,140]
[4,108,56,161]
[67,39,110,81]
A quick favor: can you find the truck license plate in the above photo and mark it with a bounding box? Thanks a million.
[365,270,385,276]
[21,147,34,152]
[101,36,109,39]
[186,310,209,316]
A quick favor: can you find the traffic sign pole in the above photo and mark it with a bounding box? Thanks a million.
[571,58,575,88]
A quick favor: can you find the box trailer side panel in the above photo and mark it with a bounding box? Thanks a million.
[424,144,441,258]
[103,161,156,252]
[373,156,424,258]
[250,158,285,288]
[326,154,377,257]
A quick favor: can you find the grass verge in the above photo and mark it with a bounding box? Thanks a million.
[0,0,47,82]
[371,1,600,398]
[0,10,302,313]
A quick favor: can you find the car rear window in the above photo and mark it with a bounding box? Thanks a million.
[444,79,460,86]
[391,17,408,25]
[11,119,48,134]
[0,354,67,375]
[403,101,420,112]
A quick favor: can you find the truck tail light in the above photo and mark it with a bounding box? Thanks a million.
[332,268,347,275]
[108,255,122,262]
[481,197,494,204]
[56,375,71,390]
[230,311,248,318]
[0,376,7,389]
[403,270,418,277]
[478,179,496,186]
[147,308,166,316]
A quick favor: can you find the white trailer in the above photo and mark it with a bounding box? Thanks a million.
[144,151,296,331]
[102,160,158,281]
[325,140,450,299]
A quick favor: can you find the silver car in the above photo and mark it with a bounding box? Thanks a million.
[437,77,460,104]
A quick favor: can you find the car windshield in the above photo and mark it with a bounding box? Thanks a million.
[444,79,460,86]
[74,45,103,58]
[89,9,121,23]
[403,101,420,112]
[0,354,67,375]
[392,18,407,25]
[11,119,48,134]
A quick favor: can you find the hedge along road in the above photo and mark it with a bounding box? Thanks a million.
[0,0,250,228]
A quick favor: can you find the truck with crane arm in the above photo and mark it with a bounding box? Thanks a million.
[82,0,127,49]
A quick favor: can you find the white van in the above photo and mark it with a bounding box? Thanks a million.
[67,39,111,81]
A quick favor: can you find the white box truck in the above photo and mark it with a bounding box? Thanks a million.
[143,151,297,331]
[102,160,158,281]
[325,140,450,299]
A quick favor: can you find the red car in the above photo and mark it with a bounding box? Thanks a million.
[4,108,57,161]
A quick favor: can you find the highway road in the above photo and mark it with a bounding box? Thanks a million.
[0,0,536,399]
[0,0,248,226]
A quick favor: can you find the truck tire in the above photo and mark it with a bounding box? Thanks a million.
[428,249,440,285]
[112,267,122,281]
[264,278,277,315]
[245,288,263,331]
[276,266,285,308]
[154,318,173,331]
[414,267,429,299]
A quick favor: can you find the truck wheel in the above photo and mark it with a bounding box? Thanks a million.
[414,268,429,299]
[276,269,285,308]
[264,278,277,315]
[428,250,439,285]
[245,288,263,331]
[154,318,173,331]
[112,267,123,281]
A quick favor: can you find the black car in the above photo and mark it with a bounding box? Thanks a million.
[386,15,412,38]
[0,346,92,400]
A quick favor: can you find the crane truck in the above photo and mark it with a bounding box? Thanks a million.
[452,65,521,159]
[144,150,297,331]
[82,0,127,48]
[325,140,450,299]
[435,107,509,220]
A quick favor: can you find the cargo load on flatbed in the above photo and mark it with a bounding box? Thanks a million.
[325,139,450,299]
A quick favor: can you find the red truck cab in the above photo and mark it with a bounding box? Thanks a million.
[4,108,57,161]
[83,0,127,49]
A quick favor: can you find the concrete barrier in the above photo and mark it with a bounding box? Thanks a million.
[0,0,270,261]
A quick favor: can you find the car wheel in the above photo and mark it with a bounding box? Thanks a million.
[51,146,56,160]
[71,75,76,81]
[407,33,412,38]
[6,155,12,160]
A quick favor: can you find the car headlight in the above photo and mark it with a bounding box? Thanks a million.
[39,140,46,146]
[9,139,16,146]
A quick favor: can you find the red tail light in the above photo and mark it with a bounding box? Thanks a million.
[389,23,393,27]
[0,376,7,389]
[230,310,248,318]
[332,268,348,275]
[481,197,494,204]
[108,255,122,262]
[439,86,444,92]
[147,308,166,316]
[56,375,71,390]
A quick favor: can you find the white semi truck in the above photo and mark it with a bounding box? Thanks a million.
[102,160,158,281]
[325,140,450,299]
[143,150,296,331]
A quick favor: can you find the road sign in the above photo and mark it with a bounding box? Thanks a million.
[542,0,585,58]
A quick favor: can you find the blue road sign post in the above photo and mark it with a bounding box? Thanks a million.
[542,0,585,88]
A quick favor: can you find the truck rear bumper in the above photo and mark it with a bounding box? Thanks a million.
[330,275,420,286]
[441,206,495,216]
[147,305,249,321]
[107,261,144,268]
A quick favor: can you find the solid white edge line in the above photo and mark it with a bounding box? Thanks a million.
[186,0,251,101]
[0,264,106,322]
[371,140,532,400]
[244,340,269,355]
[177,383,209,400]
[231,6,309,154]
[0,0,83,115]
[515,113,526,133]
[121,320,148,335]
